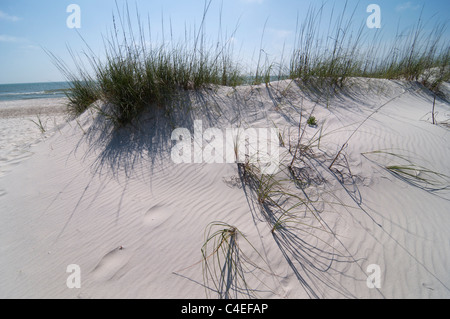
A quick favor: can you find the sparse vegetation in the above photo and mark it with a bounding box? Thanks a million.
[307,115,317,127]
[201,222,272,299]
[362,150,450,193]
[285,4,449,94]
[47,1,450,300]
[30,114,46,133]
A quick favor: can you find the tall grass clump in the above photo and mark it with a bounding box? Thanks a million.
[287,2,449,93]
[288,3,365,88]
[66,79,100,116]
[368,17,449,89]
[51,1,244,128]
[52,1,450,120]
[47,46,100,117]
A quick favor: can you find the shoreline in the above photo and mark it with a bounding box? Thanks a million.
[0,97,68,118]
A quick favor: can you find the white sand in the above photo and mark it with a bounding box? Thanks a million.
[0,98,67,178]
[0,79,449,299]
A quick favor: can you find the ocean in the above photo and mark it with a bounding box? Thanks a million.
[0,82,71,102]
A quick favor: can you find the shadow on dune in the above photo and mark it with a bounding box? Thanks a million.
[237,162,358,299]
[290,78,445,114]
[72,89,225,180]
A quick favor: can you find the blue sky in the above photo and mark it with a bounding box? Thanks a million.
[0,0,449,84]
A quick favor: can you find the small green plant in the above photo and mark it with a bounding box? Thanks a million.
[307,116,317,127]
[30,114,46,133]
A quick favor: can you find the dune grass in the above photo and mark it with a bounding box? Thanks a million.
[201,222,274,299]
[362,150,450,192]
[48,2,450,298]
[307,115,317,127]
[236,113,337,237]
[51,1,449,127]
[283,3,449,94]
[30,114,46,133]
[231,116,364,298]
[51,1,244,128]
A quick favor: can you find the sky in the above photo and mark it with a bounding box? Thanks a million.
[0,0,449,84]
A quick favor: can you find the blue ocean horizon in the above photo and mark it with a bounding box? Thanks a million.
[0,82,71,102]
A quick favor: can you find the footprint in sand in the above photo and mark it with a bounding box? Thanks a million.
[143,205,172,228]
[91,247,131,281]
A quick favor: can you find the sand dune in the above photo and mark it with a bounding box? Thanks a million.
[0,79,449,299]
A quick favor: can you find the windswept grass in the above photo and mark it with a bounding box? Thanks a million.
[51,1,244,128]
[363,150,450,193]
[30,114,46,133]
[51,1,449,125]
[201,222,273,299]
[235,119,359,298]
[47,48,100,117]
[285,2,449,93]
[288,2,366,88]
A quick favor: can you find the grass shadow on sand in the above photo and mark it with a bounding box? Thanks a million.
[71,89,223,181]
[237,156,358,299]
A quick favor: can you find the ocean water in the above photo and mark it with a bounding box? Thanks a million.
[0,82,71,102]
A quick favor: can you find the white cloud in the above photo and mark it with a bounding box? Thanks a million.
[0,35,25,43]
[0,10,20,22]
[21,44,40,50]
[396,2,421,12]
[267,28,293,39]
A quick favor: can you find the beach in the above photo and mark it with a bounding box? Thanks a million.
[0,78,449,299]
[0,97,67,178]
